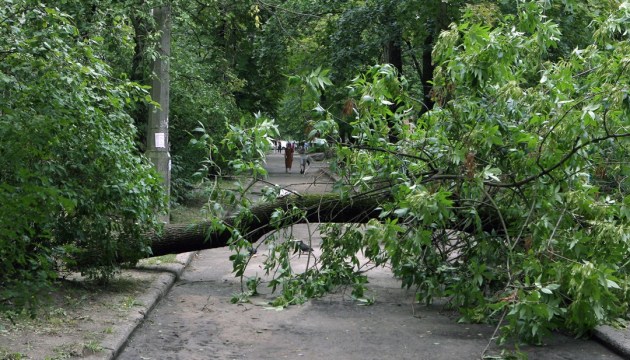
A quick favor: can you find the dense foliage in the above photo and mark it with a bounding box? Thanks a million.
[1,0,628,348]
[0,0,280,310]
[0,2,165,310]
[224,1,630,345]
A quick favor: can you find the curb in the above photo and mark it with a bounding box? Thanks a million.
[98,251,197,360]
[592,325,630,359]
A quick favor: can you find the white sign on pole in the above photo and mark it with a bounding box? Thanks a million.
[155,133,165,148]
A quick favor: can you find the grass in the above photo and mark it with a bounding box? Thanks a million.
[48,339,106,359]
[170,186,211,224]
[170,205,205,224]
[139,253,178,266]
[119,296,141,311]
[171,177,251,224]
[83,339,103,354]
[0,276,151,327]
[48,343,83,359]
[0,347,26,360]
[0,306,75,337]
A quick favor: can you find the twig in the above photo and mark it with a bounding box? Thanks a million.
[481,308,508,359]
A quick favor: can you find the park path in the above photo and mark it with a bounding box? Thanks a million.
[117,153,621,360]
[248,151,336,198]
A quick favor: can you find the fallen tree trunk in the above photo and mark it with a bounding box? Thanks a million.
[147,186,508,258]
[149,192,387,257]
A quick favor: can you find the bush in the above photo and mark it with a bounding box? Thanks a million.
[0,3,165,311]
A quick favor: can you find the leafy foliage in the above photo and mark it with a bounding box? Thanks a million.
[167,1,287,200]
[225,1,630,345]
[0,2,165,311]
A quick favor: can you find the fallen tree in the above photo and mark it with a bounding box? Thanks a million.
[144,7,630,343]
[149,187,509,258]
[149,192,385,257]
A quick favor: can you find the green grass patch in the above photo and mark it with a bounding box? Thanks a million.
[139,254,178,266]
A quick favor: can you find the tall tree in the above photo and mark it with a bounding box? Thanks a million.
[270,0,467,138]
[146,5,172,220]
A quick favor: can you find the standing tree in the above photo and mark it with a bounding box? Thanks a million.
[146,4,172,221]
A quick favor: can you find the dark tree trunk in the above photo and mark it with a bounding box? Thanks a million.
[384,36,403,143]
[130,14,149,150]
[130,15,148,83]
[420,31,435,116]
[147,193,386,257]
[384,38,403,76]
[144,192,505,258]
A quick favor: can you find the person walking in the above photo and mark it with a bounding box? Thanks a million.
[284,142,294,173]
[298,143,307,174]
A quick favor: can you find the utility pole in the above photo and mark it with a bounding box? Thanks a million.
[146,5,171,223]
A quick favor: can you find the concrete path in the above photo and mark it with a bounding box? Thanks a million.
[115,153,627,360]
[251,151,335,195]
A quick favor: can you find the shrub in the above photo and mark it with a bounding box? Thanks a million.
[0,3,165,311]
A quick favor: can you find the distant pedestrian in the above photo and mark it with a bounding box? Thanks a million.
[298,144,307,174]
[284,142,294,173]
[277,142,282,153]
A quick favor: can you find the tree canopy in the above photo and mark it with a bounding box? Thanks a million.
[217,0,630,344]
[0,1,165,309]
[1,0,628,346]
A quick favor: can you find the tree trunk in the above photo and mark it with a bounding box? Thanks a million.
[146,5,172,223]
[148,193,387,257]
[146,191,505,258]
[420,31,435,115]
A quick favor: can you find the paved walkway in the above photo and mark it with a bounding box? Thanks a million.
[113,153,628,360]
[248,151,335,197]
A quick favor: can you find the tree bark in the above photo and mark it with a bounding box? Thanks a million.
[146,5,172,223]
[148,193,387,257]
[147,190,506,258]
[420,31,435,115]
